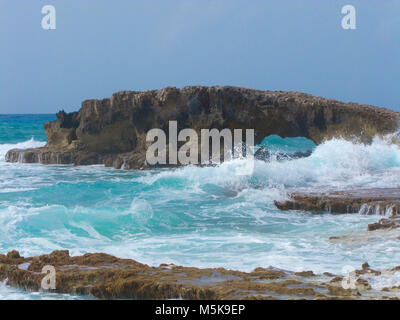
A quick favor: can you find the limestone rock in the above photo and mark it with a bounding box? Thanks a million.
[6,86,400,169]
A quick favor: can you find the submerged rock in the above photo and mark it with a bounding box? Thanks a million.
[0,250,398,300]
[6,86,400,169]
[254,146,271,161]
[367,218,400,232]
[254,146,312,162]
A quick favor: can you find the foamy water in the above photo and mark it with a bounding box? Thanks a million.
[1,115,400,299]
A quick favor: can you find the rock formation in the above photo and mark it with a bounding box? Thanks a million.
[367,217,400,231]
[275,188,400,215]
[1,250,399,300]
[6,86,400,169]
[254,146,312,162]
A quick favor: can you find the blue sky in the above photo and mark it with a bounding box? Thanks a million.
[0,0,399,113]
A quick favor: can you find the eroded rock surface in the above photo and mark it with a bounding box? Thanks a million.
[6,86,400,169]
[367,217,400,231]
[0,250,399,300]
[275,188,400,215]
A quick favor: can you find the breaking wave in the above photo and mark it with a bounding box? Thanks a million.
[134,134,400,192]
[0,138,45,162]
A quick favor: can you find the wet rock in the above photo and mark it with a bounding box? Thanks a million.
[327,285,359,297]
[275,188,400,214]
[330,276,344,283]
[254,147,271,161]
[291,150,312,158]
[362,262,370,270]
[355,278,372,291]
[6,86,399,169]
[382,286,400,292]
[328,236,343,240]
[355,265,381,276]
[254,147,312,162]
[7,250,21,260]
[250,267,285,280]
[367,218,400,232]
[323,272,335,277]
[0,251,397,300]
[294,271,315,277]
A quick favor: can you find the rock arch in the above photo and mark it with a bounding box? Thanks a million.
[6,86,400,169]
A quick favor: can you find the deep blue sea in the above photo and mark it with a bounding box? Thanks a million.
[1,114,400,299]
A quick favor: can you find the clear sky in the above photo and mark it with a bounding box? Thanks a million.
[0,0,399,114]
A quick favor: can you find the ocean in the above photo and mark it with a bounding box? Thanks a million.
[1,114,400,299]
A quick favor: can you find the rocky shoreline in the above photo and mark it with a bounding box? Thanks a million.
[6,86,400,169]
[275,187,400,240]
[1,250,400,300]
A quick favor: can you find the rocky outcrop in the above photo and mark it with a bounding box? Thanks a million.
[1,250,399,300]
[6,87,399,169]
[367,217,400,232]
[6,86,400,169]
[275,188,400,215]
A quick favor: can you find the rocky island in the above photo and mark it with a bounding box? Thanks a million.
[6,86,400,169]
[4,87,400,300]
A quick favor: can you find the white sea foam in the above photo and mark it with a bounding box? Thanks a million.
[134,135,400,193]
[0,138,45,162]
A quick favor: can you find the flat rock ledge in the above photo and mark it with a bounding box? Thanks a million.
[6,86,400,169]
[1,250,400,300]
[274,188,400,215]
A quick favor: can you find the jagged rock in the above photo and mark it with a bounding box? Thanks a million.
[6,86,400,169]
[0,250,397,300]
[291,150,312,159]
[254,147,312,162]
[294,271,315,277]
[367,218,400,232]
[362,262,370,270]
[7,250,20,260]
[254,146,271,161]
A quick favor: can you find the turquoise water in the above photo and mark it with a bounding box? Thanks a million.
[259,134,316,154]
[0,115,56,144]
[1,115,400,299]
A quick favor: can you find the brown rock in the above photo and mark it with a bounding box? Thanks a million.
[367,218,400,232]
[0,251,396,300]
[362,262,370,270]
[7,250,21,260]
[6,86,400,169]
[294,271,315,277]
